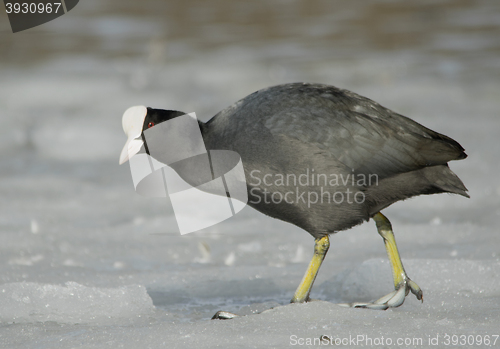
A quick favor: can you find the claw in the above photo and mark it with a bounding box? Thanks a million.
[337,301,389,310]
[373,290,398,305]
[408,279,423,301]
[211,311,239,320]
[337,277,423,310]
[386,285,406,308]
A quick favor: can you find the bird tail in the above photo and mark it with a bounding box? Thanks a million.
[422,164,469,198]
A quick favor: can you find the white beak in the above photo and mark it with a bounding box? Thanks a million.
[119,106,147,165]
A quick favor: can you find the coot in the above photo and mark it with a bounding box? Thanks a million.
[120,83,468,314]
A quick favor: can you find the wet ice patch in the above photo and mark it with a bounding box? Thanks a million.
[0,282,155,324]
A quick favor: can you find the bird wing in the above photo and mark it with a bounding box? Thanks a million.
[254,85,466,179]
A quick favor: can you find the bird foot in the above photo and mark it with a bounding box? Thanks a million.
[211,311,239,320]
[338,277,423,310]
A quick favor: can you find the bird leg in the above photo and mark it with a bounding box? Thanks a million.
[291,235,330,303]
[339,212,423,310]
[214,214,421,318]
[212,235,330,319]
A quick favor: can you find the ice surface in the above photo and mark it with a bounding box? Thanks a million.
[0,282,154,324]
[1,1,499,348]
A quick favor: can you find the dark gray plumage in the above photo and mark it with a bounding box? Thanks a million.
[197,83,468,238]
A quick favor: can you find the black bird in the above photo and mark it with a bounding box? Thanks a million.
[119,83,468,316]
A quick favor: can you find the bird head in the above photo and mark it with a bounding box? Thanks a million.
[119,106,186,164]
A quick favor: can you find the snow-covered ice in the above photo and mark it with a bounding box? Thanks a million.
[0,282,154,324]
[0,1,499,348]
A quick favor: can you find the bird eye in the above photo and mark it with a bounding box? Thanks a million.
[148,122,155,128]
